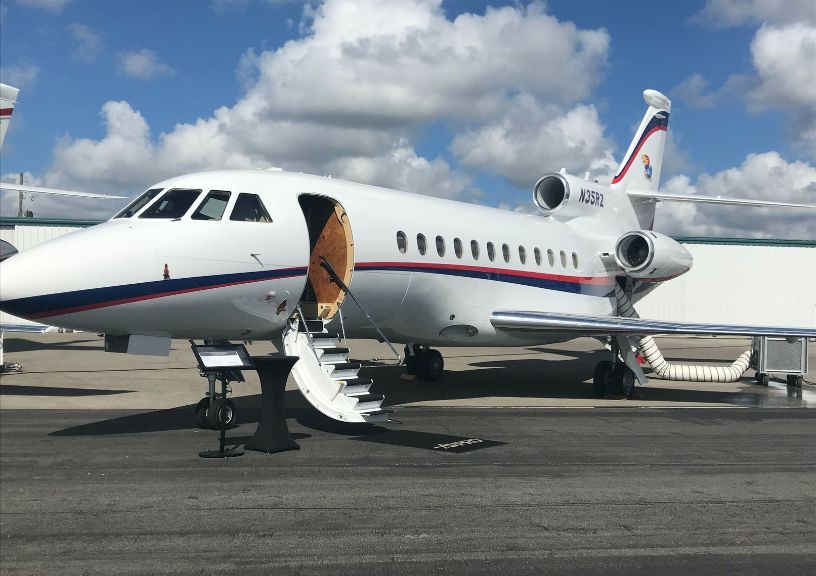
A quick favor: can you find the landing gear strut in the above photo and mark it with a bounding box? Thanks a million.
[194,369,242,430]
[405,344,444,380]
[593,337,637,399]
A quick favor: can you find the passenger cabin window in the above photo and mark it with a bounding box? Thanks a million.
[454,238,463,259]
[436,235,446,257]
[417,234,427,255]
[547,249,555,267]
[534,247,542,266]
[471,240,480,260]
[397,231,407,254]
[230,193,272,222]
[115,188,163,218]
[572,252,580,269]
[487,242,496,262]
[192,190,231,221]
[560,250,567,268]
[502,243,510,263]
[140,189,202,219]
[518,245,527,264]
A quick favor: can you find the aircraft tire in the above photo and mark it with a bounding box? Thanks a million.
[194,397,210,429]
[205,398,236,429]
[621,368,635,399]
[417,349,444,380]
[593,361,612,398]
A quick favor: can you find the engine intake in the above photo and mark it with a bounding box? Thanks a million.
[614,230,693,280]
[533,173,569,213]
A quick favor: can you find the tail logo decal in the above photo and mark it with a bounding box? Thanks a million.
[642,154,652,180]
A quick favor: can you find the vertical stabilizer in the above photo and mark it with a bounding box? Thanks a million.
[611,89,670,192]
[0,83,20,151]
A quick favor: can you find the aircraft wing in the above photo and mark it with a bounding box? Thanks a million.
[0,182,126,200]
[627,189,816,209]
[491,311,816,339]
[1,322,56,333]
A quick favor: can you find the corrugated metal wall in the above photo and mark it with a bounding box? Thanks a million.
[637,243,816,328]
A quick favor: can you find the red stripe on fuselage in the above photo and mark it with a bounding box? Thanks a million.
[356,261,613,285]
[611,125,667,184]
[0,108,13,117]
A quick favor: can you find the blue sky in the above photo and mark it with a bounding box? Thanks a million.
[1,0,814,238]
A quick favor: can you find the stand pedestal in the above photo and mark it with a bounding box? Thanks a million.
[199,381,244,459]
[244,356,300,454]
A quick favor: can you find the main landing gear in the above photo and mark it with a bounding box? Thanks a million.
[194,369,243,430]
[404,344,444,380]
[593,338,637,399]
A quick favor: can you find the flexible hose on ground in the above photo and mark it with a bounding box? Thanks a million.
[614,284,752,383]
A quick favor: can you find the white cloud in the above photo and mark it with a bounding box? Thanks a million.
[672,74,720,109]
[31,0,612,220]
[694,0,816,27]
[0,64,40,89]
[746,23,816,156]
[451,95,617,188]
[69,23,104,62]
[654,152,816,239]
[117,49,175,80]
[15,0,70,12]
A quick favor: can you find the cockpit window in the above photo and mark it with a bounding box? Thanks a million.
[229,193,272,223]
[140,189,202,219]
[191,190,231,221]
[114,188,163,218]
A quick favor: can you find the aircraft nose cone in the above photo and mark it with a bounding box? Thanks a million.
[0,250,46,320]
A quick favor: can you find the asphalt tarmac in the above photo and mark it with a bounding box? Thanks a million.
[1,334,815,575]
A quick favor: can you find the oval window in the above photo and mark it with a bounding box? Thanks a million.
[502,243,510,263]
[547,249,554,267]
[454,238,463,259]
[560,250,567,268]
[436,235,446,257]
[417,234,427,255]
[572,252,579,269]
[518,245,526,264]
[397,231,407,254]
[487,242,496,262]
[471,240,480,260]
[534,247,542,266]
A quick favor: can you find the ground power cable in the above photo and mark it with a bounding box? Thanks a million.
[614,284,751,383]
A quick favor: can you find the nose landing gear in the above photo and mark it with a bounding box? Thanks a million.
[194,369,243,429]
[404,344,444,381]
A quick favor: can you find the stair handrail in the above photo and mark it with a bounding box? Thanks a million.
[319,256,402,366]
[294,304,318,353]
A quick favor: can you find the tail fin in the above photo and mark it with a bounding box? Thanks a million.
[611,89,670,192]
[0,83,20,151]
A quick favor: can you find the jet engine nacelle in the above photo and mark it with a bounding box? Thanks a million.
[614,230,693,280]
[533,172,609,220]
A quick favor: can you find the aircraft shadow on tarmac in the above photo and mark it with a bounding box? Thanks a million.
[48,347,769,438]
[0,385,133,397]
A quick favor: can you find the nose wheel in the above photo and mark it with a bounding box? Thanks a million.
[194,369,243,430]
[404,345,444,380]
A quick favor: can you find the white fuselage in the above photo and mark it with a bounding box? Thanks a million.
[0,170,628,346]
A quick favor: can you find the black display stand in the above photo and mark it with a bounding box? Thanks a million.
[244,356,301,454]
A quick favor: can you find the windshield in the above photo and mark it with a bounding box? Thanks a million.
[140,189,202,219]
[113,188,163,218]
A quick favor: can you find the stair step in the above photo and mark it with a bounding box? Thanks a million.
[325,362,361,378]
[301,319,325,333]
[353,393,385,411]
[316,347,349,358]
[360,409,394,417]
[311,336,340,349]
[339,377,373,396]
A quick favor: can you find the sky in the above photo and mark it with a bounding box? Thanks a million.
[0,0,814,239]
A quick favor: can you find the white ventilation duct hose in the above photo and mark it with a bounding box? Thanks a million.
[615,284,751,382]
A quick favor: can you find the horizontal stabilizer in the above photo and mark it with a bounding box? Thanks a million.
[0,182,126,199]
[628,189,816,209]
[491,310,816,339]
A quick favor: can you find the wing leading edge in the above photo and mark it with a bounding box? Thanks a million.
[0,182,126,200]
[490,311,816,339]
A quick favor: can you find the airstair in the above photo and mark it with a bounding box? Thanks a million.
[282,316,393,423]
